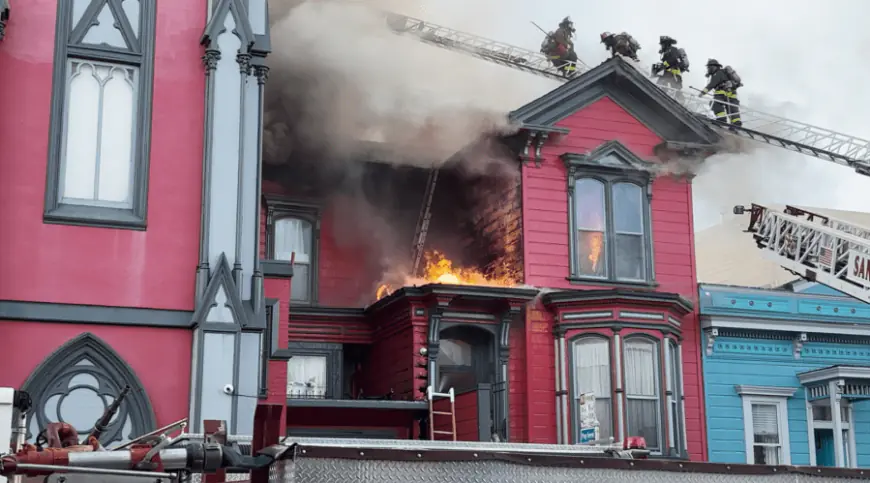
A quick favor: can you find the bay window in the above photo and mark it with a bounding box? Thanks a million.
[570,333,681,454]
[44,0,156,229]
[624,337,662,451]
[565,143,653,284]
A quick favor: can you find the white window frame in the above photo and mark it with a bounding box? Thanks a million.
[570,335,614,443]
[263,196,320,305]
[741,395,791,465]
[622,337,663,453]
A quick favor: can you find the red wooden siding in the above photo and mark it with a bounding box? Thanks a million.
[525,303,556,443]
[433,390,479,441]
[508,317,527,442]
[0,0,206,309]
[264,277,291,423]
[519,96,706,458]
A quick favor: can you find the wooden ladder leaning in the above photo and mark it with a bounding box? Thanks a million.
[427,386,456,441]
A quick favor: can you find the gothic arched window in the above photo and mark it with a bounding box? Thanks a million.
[20,333,157,448]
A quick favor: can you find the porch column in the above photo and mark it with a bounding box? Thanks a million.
[805,389,816,466]
[828,379,845,467]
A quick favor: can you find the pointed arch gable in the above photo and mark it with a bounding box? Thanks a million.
[20,333,157,446]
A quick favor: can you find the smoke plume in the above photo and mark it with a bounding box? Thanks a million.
[263,0,557,170]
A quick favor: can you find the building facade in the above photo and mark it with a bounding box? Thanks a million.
[0,0,276,444]
[0,0,720,461]
[701,281,870,467]
[266,56,721,459]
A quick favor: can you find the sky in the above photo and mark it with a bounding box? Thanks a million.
[384,0,870,231]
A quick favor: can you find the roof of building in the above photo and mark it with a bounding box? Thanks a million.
[509,57,721,147]
[695,205,870,288]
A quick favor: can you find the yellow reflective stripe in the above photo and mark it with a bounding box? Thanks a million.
[715,112,727,117]
[667,69,682,75]
[662,61,670,67]
[730,118,741,123]
[714,90,729,95]
[725,91,738,98]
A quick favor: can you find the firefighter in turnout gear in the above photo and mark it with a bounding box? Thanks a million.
[600,31,640,61]
[651,36,688,90]
[699,58,743,127]
[541,17,579,76]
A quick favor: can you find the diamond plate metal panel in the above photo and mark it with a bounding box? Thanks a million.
[283,458,870,483]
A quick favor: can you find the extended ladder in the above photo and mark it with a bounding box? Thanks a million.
[736,203,870,304]
[427,386,457,441]
[378,11,870,176]
[384,12,589,80]
[410,168,439,277]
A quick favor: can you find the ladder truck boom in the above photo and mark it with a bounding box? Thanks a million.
[384,12,590,80]
[378,10,870,176]
[735,203,870,304]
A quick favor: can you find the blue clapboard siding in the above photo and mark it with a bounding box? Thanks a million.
[703,337,870,465]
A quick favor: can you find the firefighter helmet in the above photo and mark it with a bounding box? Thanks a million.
[659,35,677,45]
[706,58,722,68]
[600,31,613,43]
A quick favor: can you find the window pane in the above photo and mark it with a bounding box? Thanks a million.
[274,218,313,263]
[61,61,136,206]
[438,339,473,366]
[615,234,644,280]
[624,340,658,397]
[573,338,613,441]
[753,444,781,465]
[613,183,643,234]
[291,263,310,302]
[751,404,780,443]
[577,231,606,277]
[287,355,327,398]
[122,0,141,38]
[627,399,659,449]
[624,339,660,450]
[82,3,127,48]
[98,66,136,203]
[574,178,606,231]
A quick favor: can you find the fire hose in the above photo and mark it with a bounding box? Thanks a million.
[0,442,288,478]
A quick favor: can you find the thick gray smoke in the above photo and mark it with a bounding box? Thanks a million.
[263,0,557,170]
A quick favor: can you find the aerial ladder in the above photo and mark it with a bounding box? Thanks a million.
[734,203,870,304]
[381,11,870,178]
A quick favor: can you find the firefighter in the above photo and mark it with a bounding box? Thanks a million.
[651,36,688,91]
[698,58,743,127]
[600,31,640,61]
[541,16,579,76]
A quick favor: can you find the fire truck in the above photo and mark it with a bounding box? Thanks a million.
[2,390,868,483]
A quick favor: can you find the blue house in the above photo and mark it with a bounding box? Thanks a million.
[700,280,870,468]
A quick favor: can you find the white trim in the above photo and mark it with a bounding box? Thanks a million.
[741,395,791,465]
[798,366,870,385]
[805,395,816,466]
[847,405,858,468]
[735,385,798,398]
[702,315,870,337]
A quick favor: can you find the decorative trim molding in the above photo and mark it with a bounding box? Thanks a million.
[701,315,870,338]
[19,333,157,444]
[0,300,192,328]
[705,328,718,356]
[798,365,870,386]
[793,332,807,359]
[734,385,797,398]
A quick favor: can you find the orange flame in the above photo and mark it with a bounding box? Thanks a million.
[588,232,603,271]
[376,250,517,300]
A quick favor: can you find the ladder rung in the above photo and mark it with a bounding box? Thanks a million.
[429,392,452,398]
[432,411,452,415]
[432,430,454,435]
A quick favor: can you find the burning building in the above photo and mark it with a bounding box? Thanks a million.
[0,0,719,462]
